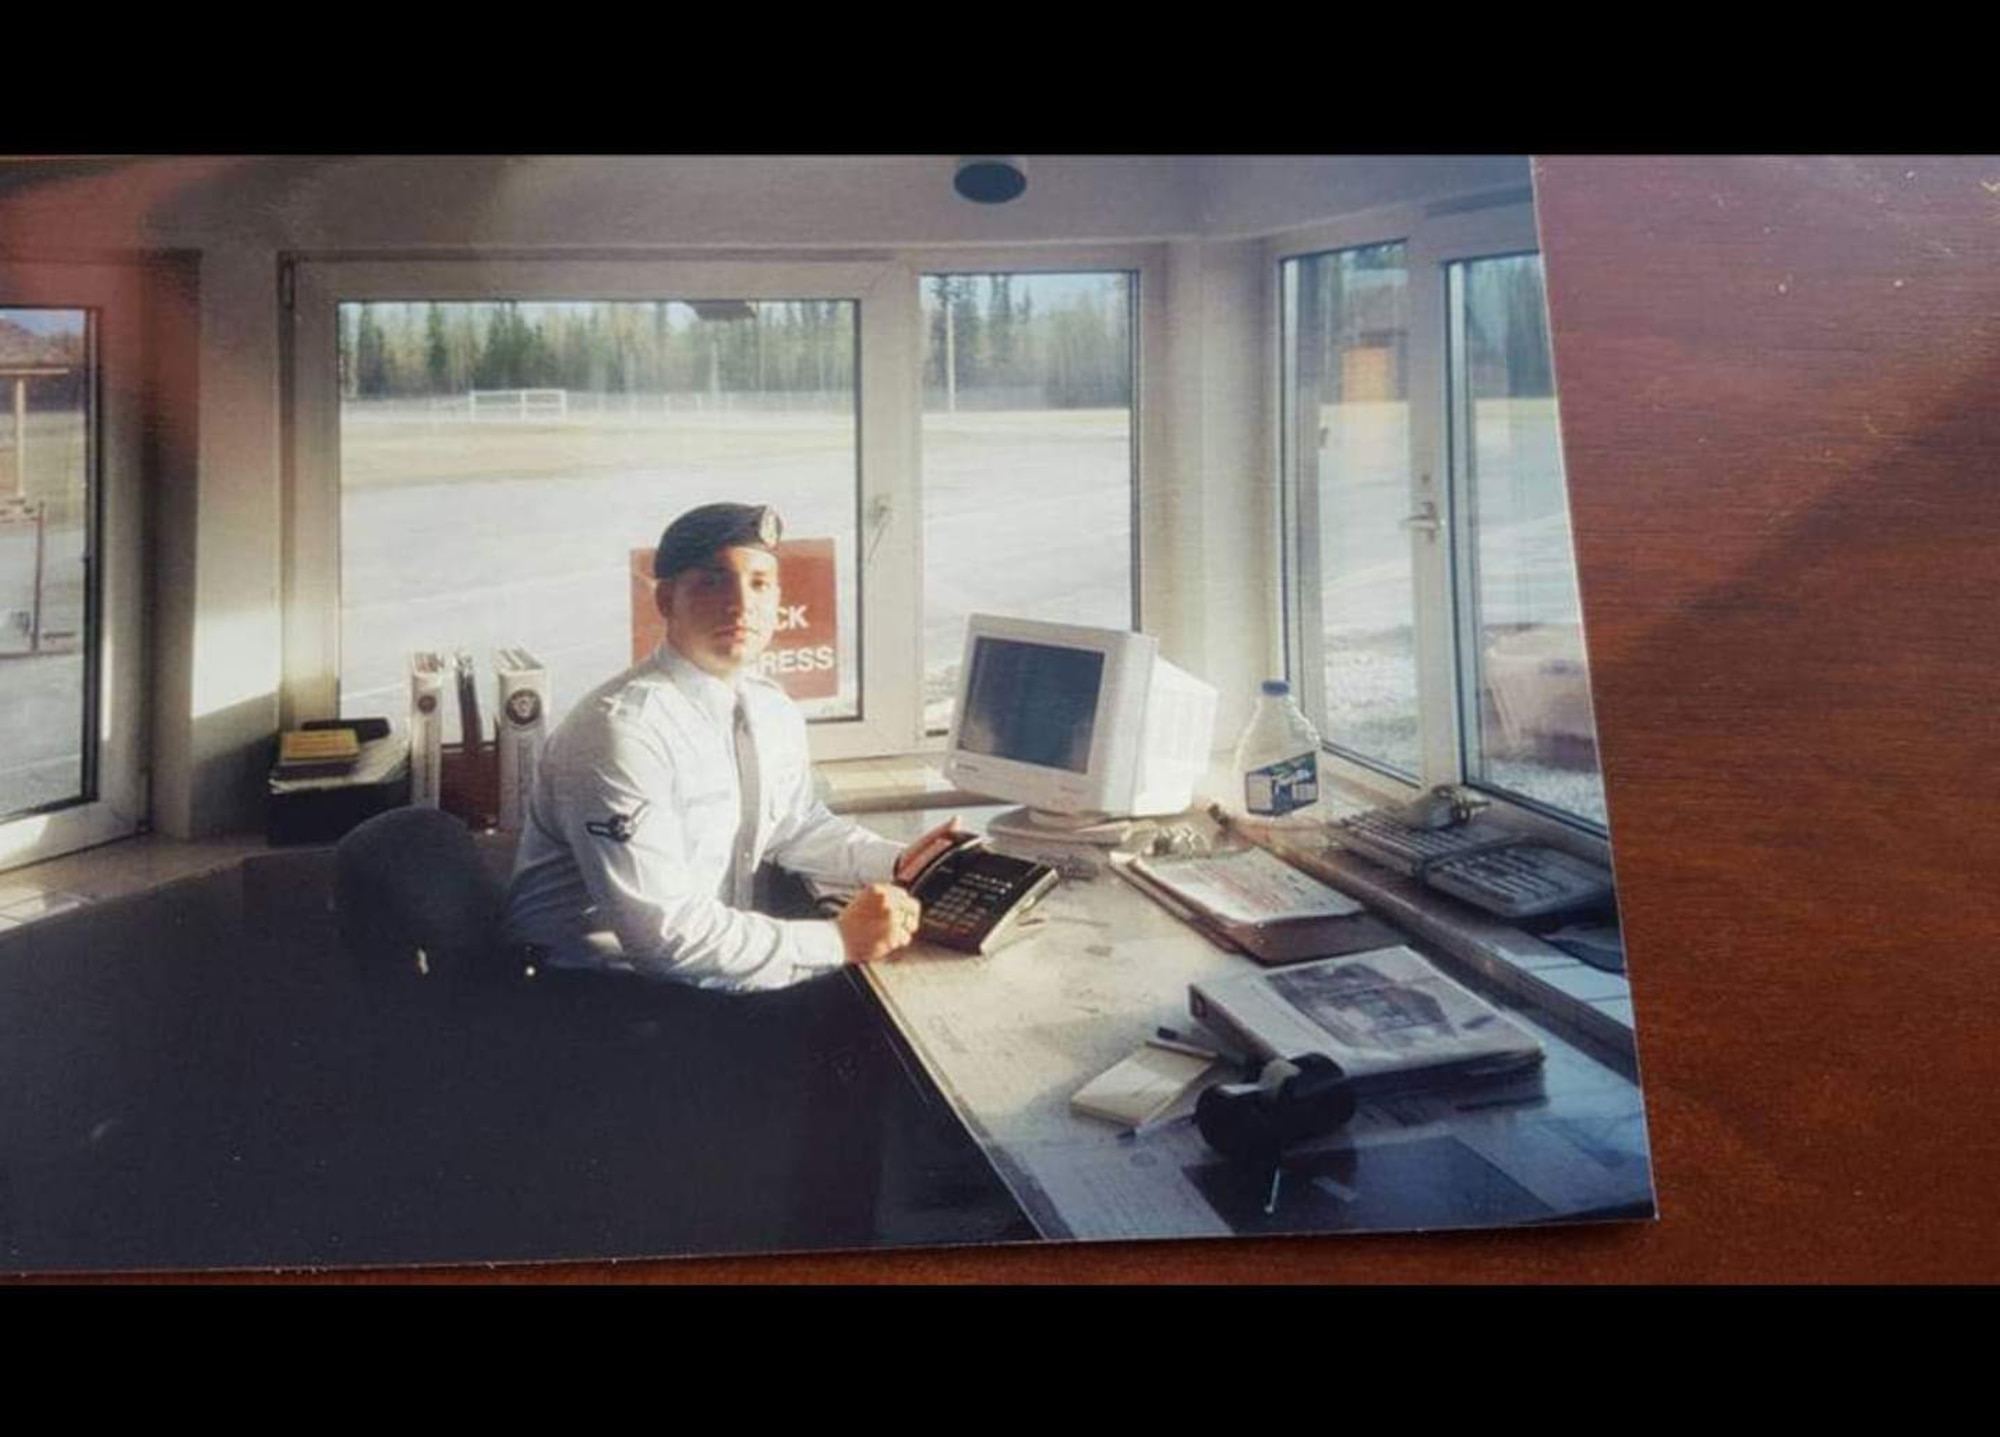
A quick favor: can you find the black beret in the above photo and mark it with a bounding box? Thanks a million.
[653,503,784,580]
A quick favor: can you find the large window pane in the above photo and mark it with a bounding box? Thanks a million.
[920,272,1135,734]
[0,308,92,820]
[1453,255,1607,827]
[1285,245,1418,776]
[337,300,861,736]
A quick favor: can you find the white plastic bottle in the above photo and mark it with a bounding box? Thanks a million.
[1233,679,1324,828]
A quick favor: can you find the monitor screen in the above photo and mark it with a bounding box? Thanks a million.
[956,637,1106,774]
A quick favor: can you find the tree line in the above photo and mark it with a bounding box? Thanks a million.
[339,283,1135,411]
[923,275,1132,409]
[1298,249,1554,401]
[341,300,855,403]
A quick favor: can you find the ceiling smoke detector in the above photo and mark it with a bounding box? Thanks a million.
[953,156,1028,205]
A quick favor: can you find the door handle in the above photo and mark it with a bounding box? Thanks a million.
[1400,500,1441,538]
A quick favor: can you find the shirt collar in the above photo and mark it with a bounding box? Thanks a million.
[654,640,743,727]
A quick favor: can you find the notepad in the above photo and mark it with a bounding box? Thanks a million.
[1070,1043,1220,1129]
[275,727,361,778]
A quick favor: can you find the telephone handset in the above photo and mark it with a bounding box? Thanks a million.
[1397,784,1490,831]
[900,833,1060,955]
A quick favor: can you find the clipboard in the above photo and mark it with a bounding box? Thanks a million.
[1109,851,1407,967]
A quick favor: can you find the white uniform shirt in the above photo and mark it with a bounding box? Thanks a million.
[503,643,902,991]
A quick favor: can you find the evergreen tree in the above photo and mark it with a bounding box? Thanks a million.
[926,276,953,395]
[355,306,387,397]
[425,303,449,394]
[950,277,983,392]
[987,275,1015,385]
[1503,259,1553,398]
[338,307,358,399]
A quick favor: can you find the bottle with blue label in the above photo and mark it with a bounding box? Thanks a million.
[1233,679,1324,826]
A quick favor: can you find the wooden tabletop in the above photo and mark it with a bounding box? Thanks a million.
[637,155,2000,1284]
[58,155,1997,1287]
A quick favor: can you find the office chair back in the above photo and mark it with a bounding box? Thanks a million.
[335,806,514,990]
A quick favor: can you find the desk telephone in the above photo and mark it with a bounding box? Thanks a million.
[898,832,1060,955]
[1335,786,1615,920]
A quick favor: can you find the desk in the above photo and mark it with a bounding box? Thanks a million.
[0,817,1649,1270]
[859,809,1655,1240]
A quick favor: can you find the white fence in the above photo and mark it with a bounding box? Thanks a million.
[427,388,570,421]
[347,389,859,422]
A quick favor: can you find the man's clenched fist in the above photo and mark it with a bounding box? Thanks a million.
[836,883,924,964]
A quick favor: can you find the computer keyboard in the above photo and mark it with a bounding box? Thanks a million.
[1333,808,1518,876]
[1424,845,1616,920]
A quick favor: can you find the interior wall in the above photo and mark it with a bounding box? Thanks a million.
[0,156,1208,253]
[1156,237,1274,749]
[1192,155,1531,237]
[0,155,1532,838]
[143,256,201,839]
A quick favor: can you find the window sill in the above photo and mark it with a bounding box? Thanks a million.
[0,830,272,943]
[0,756,969,948]
[1237,820,1638,1078]
[815,755,988,815]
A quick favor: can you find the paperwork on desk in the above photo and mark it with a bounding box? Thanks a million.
[1189,946,1543,1092]
[862,872,1639,1242]
[1069,1042,1218,1129]
[1128,845,1363,926]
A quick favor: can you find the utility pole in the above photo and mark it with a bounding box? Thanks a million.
[944,281,957,413]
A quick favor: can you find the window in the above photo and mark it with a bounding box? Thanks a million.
[1282,244,1418,777]
[1449,254,1606,826]
[287,253,1155,764]
[918,270,1138,734]
[332,298,863,732]
[0,263,146,871]
[285,260,917,762]
[1280,203,1607,838]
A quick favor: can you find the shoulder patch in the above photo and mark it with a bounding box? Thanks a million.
[585,799,650,844]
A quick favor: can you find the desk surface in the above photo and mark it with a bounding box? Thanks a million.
[0,802,1651,1273]
[859,811,1654,1243]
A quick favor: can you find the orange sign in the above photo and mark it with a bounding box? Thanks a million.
[629,537,840,700]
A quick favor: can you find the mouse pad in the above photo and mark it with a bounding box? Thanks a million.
[1186,1134,1556,1235]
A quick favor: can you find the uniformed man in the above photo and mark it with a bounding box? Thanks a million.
[503,501,950,991]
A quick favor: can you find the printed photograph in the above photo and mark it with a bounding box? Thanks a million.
[0,155,1652,1272]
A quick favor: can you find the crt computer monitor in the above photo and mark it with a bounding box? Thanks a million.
[942,614,1217,835]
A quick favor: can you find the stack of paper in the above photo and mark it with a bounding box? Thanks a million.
[1070,1043,1220,1129]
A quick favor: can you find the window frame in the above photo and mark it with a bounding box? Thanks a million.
[904,246,1162,748]
[281,256,921,763]
[1270,194,1610,860]
[0,260,147,872]
[284,247,1161,766]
